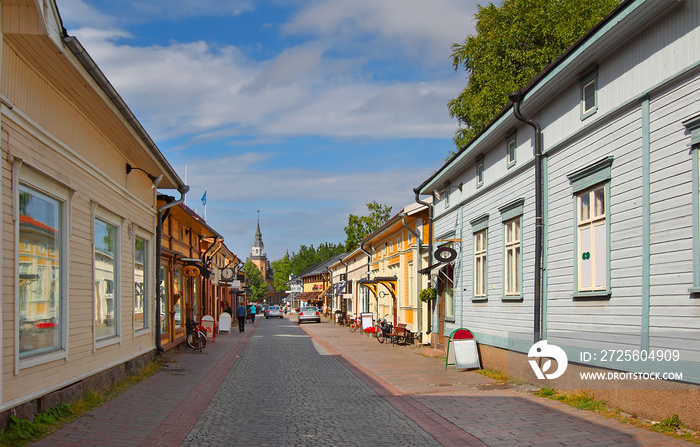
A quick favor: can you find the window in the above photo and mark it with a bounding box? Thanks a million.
[506,132,516,168]
[134,235,149,331]
[474,230,487,298]
[580,68,598,119]
[687,115,700,292]
[470,214,489,300]
[442,264,455,320]
[94,213,120,341]
[408,262,415,307]
[504,219,521,296]
[476,156,484,188]
[499,199,524,300]
[444,182,451,208]
[576,186,607,291]
[568,157,612,298]
[18,184,64,359]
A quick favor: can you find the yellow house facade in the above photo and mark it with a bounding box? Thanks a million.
[360,202,430,341]
[1,1,187,421]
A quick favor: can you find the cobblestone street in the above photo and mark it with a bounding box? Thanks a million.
[181,318,440,446]
[32,316,694,446]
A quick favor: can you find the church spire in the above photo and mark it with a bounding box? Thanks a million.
[251,210,265,258]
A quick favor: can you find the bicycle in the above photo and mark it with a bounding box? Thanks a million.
[186,318,208,352]
[349,316,361,332]
[375,315,393,344]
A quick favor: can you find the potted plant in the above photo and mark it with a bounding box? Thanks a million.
[419,287,437,303]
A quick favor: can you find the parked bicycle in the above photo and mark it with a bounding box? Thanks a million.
[186,318,207,352]
[375,315,393,344]
[349,315,361,332]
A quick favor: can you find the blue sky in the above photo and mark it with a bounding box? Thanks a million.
[57,0,479,261]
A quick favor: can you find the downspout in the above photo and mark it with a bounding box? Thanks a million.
[155,185,190,353]
[414,188,433,335]
[508,91,543,344]
[400,213,423,340]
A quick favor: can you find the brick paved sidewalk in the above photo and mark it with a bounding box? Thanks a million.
[31,319,260,447]
[299,316,693,447]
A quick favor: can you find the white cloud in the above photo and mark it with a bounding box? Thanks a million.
[282,0,478,61]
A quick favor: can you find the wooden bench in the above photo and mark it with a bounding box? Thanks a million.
[392,323,411,345]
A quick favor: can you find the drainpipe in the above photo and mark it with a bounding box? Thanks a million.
[400,212,423,340]
[508,90,543,344]
[414,188,433,335]
[155,185,190,353]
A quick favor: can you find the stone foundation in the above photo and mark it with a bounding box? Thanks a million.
[477,343,700,429]
[0,350,157,430]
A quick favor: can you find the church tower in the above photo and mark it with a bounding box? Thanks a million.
[248,213,271,280]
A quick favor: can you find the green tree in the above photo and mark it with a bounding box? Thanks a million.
[344,201,392,251]
[448,0,620,150]
[243,261,267,302]
[289,242,346,276]
[271,253,292,292]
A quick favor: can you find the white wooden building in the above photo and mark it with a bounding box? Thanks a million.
[0,0,186,423]
[417,0,700,424]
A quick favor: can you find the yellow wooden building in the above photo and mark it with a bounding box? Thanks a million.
[359,202,430,341]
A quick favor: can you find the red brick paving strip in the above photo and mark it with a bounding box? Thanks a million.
[307,328,488,447]
[139,321,258,447]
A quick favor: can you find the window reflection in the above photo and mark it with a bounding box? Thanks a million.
[134,237,148,330]
[95,218,118,339]
[19,185,62,358]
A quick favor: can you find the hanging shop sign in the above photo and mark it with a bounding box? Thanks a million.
[183,265,201,277]
[434,246,457,263]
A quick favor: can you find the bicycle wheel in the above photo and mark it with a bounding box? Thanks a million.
[186,331,196,350]
[197,332,207,352]
[350,321,359,332]
[376,327,385,344]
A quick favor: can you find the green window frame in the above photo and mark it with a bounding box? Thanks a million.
[685,115,700,293]
[580,67,598,120]
[471,214,489,301]
[499,199,524,301]
[567,157,613,299]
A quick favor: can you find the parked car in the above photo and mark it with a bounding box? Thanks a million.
[262,305,269,315]
[298,306,321,324]
[266,305,283,319]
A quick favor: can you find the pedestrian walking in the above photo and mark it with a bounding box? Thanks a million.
[249,304,256,323]
[236,303,247,332]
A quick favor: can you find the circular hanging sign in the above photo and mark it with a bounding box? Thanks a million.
[434,246,457,263]
[183,265,200,277]
[220,267,234,281]
[378,291,386,298]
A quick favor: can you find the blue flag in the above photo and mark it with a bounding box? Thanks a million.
[201,191,207,206]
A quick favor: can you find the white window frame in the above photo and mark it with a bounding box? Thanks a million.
[580,67,598,120]
[476,156,484,188]
[499,199,525,300]
[506,132,516,168]
[568,157,612,299]
[93,205,123,348]
[134,228,153,336]
[474,230,487,299]
[576,185,608,292]
[14,165,71,372]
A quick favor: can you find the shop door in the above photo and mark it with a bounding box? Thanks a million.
[159,261,171,345]
[172,266,185,340]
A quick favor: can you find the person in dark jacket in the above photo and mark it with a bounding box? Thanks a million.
[236,304,247,332]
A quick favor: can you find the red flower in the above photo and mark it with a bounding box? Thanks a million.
[36,322,56,329]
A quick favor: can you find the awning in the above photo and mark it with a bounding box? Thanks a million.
[418,264,443,275]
